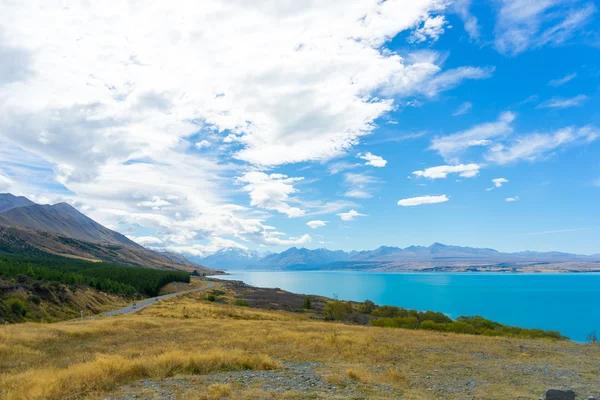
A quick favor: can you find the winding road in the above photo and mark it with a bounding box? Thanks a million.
[102,281,215,317]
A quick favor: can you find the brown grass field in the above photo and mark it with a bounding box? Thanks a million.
[1,288,599,400]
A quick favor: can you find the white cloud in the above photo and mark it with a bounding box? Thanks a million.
[136,196,171,209]
[548,73,577,87]
[430,112,516,162]
[337,209,367,221]
[494,0,597,55]
[537,95,588,109]
[0,173,12,191]
[452,101,472,116]
[328,161,360,175]
[409,15,447,43]
[485,126,598,164]
[0,1,494,250]
[358,152,387,167]
[237,171,305,218]
[453,0,481,41]
[131,236,164,247]
[397,195,449,206]
[385,64,494,98]
[487,177,509,190]
[195,140,211,149]
[169,237,249,257]
[307,220,328,229]
[343,173,380,199]
[413,164,480,179]
[505,196,520,202]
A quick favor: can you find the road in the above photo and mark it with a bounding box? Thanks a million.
[102,281,215,317]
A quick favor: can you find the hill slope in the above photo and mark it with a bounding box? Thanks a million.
[0,193,215,273]
[0,202,137,246]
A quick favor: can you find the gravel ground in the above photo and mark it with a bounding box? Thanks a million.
[104,361,399,399]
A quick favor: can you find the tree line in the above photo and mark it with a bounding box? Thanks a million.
[0,254,190,297]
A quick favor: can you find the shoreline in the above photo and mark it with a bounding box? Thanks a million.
[204,275,575,342]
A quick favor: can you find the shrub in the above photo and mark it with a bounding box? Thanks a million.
[6,298,28,317]
[234,300,250,307]
[205,294,217,302]
[302,296,312,310]
[359,299,375,314]
[324,300,353,321]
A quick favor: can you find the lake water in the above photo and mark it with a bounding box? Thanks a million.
[215,270,600,342]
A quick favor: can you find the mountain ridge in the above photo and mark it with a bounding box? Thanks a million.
[0,193,212,272]
[183,242,600,271]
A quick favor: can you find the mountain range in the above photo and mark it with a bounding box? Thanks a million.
[188,243,600,272]
[2,192,598,273]
[0,193,214,273]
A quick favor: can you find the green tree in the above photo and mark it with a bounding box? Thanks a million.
[324,300,352,321]
[303,296,312,310]
[359,299,375,314]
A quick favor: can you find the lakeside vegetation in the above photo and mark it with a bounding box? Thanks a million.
[220,282,568,341]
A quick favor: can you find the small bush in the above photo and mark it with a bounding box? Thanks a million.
[205,383,231,399]
[6,298,28,317]
[233,300,250,307]
[359,299,375,314]
[302,296,312,310]
[324,300,353,321]
[205,294,217,302]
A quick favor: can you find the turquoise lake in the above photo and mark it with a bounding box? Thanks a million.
[216,271,600,342]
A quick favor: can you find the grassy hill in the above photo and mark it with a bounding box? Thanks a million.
[1,281,598,400]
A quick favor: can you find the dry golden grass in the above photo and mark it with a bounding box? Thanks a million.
[1,350,279,400]
[1,291,598,399]
[159,278,209,295]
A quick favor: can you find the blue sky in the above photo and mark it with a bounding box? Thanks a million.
[0,1,599,255]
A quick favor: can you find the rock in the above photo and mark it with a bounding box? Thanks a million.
[546,388,575,400]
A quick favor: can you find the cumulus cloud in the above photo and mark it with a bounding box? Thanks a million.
[452,102,472,116]
[494,0,597,55]
[306,220,328,229]
[0,1,492,250]
[397,195,449,206]
[337,209,367,221]
[548,73,577,87]
[237,172,305,218]
[537,95,588,109]
[413,164,480,179]
[195,140,211,149]
[505,196,520,202]
[487,177,509,190]
[131,236,164,247]
[409,15,447,43]
[485,126,598,164]
[430,112,516,162]
[358,152,387,168]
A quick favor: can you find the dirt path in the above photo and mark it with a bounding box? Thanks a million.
[102,281,215,317]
